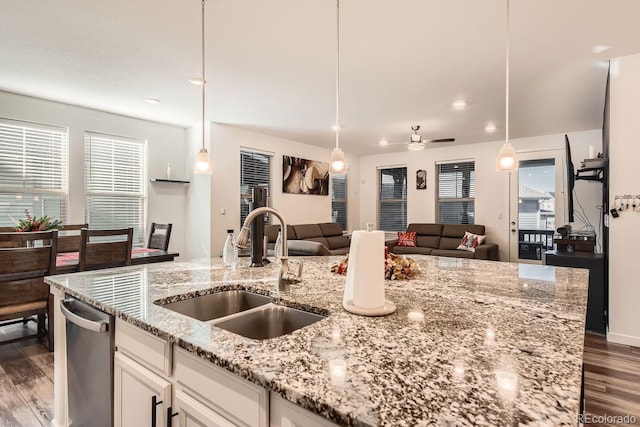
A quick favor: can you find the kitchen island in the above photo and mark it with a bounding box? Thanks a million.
[46,255,589,426]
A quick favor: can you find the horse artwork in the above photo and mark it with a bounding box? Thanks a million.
[282,155,329,195]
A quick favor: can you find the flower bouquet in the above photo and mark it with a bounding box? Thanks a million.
[331,252,421,281]
[13,210,63,232]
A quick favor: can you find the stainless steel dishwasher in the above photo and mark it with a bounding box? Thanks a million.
[60,296,115,427]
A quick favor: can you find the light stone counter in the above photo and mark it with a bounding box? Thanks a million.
[46,256,589,426]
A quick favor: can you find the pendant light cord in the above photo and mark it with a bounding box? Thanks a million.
[335,0,340,149]
[201,0,206,151]
[505,0,510,145]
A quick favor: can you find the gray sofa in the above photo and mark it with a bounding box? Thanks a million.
[265,222,350,256]
[385,223,499,261]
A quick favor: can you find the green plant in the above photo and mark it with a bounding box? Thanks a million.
[13,210,63,232]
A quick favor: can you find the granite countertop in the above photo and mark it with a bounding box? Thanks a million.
[45,255,589,426]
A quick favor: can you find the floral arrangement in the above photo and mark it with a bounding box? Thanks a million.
[331,252,421,280]
[13,210,63,232]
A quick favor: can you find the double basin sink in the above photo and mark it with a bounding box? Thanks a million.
[159,290,325,340]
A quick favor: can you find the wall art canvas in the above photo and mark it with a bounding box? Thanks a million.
[416,169,427,189]
[282,155,329,195]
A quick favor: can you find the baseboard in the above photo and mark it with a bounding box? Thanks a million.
[607,331,640,347]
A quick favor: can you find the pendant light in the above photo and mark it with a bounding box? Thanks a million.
[330,0,347,174]
[496,0,517,171]
[195,0,212,174]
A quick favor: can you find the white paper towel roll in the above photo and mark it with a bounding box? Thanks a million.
[589,145,597,159]
[343,230,386,309]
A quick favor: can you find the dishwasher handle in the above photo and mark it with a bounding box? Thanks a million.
[60,298,110,333]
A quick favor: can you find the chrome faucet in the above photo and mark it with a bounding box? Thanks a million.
[235,207,303,292]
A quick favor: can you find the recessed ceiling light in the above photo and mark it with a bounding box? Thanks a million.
[379,139,388,146]
[452,99,467,110]
[331,125,342,131]
[188,77,204,85]
[592,45,611,54]
[145,97,161,104]
[485,123,497,133]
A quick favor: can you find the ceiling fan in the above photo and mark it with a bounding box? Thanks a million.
[383,125,455,151]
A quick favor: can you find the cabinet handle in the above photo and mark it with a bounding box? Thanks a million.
[166,406,178,427]
[151,396,163,427]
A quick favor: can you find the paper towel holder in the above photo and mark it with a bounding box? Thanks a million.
[342,227,396,316]
[344,299,397,316]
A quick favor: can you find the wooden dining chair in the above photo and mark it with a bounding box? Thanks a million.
[57,223,89,253]
[0,230,58,350]
[147,223,172,251]
[78,228,134,271]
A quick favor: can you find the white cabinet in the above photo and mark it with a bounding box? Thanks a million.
[114,352,172,427]
[270,392,339,427]
[113,319,335,427]
[174,346,269,427]
[174,389,235,427]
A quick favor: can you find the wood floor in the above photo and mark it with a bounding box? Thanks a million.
[0,325,638,427]
[0,322,54,427]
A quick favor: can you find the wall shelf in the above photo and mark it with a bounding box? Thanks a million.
[150,179,190,184]
[575,167,605,183]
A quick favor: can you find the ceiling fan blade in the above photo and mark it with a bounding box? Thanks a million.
[424,138,455,143]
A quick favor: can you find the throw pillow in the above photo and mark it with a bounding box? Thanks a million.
[457,231,487,253]
[397,231,417,247]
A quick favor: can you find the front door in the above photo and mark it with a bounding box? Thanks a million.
[509,150,566,263]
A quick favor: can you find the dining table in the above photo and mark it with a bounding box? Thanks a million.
[54,248,179,274]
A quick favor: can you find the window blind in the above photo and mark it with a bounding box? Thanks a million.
[436,161,475,224]
[240,150,272,228]
[331,173,347,230]
[0,118,67,226]
[85,132,146,247]
[378,167,407,232]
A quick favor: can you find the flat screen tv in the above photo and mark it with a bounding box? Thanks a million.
[565,134,575,223]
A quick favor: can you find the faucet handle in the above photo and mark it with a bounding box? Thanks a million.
[297,260,304,278]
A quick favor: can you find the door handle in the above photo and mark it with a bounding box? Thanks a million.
[60,299,109,332]
[151,396,163,427]
[167,407,178,427]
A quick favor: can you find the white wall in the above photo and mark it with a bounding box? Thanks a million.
[358,129,602,261]
[608,53,640,346]
[0,90,188,257]
[184,124,211,259]
[206,124,360,256]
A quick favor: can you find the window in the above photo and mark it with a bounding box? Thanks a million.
[436,161,475,224]
[240,150,272,228]
[331,173,347,230]
[378,166,407,232]
[0,118,68,226]
[85,132,146,247]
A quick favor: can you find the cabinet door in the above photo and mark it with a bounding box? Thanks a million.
[114,352,172,427]
[175,389,235,427]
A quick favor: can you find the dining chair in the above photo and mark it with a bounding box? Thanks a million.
[78,228,134,271]
[147,223,172,251]
[57,223,89,253]
[0,230,58,350]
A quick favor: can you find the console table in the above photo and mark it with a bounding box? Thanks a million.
[544,250,606,333]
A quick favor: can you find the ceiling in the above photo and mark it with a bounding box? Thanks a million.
[1,0,640,155]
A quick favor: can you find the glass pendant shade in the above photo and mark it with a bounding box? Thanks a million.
[496,142,517,171]
[195,148,212,174]
[330,146,346,174]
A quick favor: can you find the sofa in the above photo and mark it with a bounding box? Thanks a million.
[265,222,350,256]
[385,223,499,261]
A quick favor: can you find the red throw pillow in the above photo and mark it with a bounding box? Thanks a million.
[397,231,417,247]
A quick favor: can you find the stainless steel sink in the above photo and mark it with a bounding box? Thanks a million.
[214,304,325,340]
[160,290,270,321]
